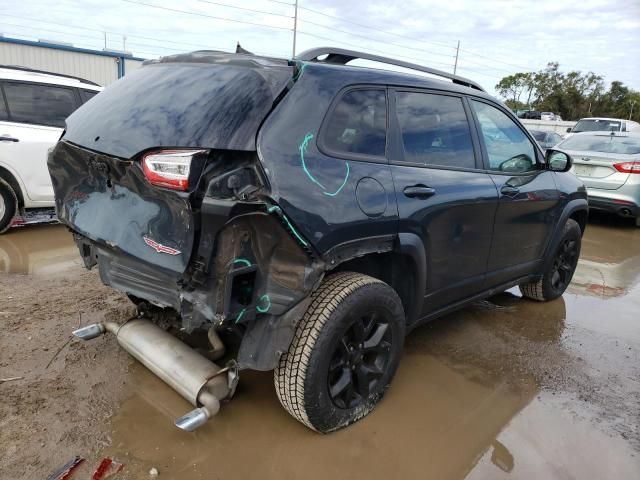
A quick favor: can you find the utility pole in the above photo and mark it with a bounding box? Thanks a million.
[292,0,298,59]
[630,100,636,120]
[103,32,107,50]
[453,40,460,75]
[123,35,127,52]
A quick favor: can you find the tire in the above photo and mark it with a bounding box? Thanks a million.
[635,216,640,228]
[519,219,582,301]
[274,272,405,433]
[0,178,18,234]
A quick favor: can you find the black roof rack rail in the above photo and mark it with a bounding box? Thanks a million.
[295,47,484,92]
[0,64,101,87]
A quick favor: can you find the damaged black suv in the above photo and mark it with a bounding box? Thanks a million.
[49,47,587,433]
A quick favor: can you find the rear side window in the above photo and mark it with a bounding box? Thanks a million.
[0,89,7,121]
[395,92,475,169]
[323,89,387,157]
[3,82,77,127]
[80,89,98,103]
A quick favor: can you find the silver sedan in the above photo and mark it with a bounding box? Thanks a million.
[556,131,640,227]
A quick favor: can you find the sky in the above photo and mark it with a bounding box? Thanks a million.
[1,0,639,96]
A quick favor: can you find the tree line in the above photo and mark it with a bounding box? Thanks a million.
[495,62,639,122]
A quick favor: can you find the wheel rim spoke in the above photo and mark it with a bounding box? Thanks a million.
[330,368,352,399]
[327,309,393,409]
[363,323,389,350]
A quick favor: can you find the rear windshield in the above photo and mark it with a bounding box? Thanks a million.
[573,119,622,133]
[63,63,291,158]
[559,135,640,155]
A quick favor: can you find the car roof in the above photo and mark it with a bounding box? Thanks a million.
[302,61,495,100]
[578,117,631,122]
[567,130,640,138]
[0,66,102,90]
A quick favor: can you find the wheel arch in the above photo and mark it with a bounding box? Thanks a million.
[543,199,588,271]
[0,165,25,208]
[331,233,426,326]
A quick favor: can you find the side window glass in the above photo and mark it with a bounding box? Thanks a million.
[3,82,77,128]
[323,89,386,157]
[471,100,538,173]
[0,87,8,121]
[395,92,475,169]
[80,89,98,103]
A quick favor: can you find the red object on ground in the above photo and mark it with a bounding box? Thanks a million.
[91,457,125,480]
[46,456,84,480]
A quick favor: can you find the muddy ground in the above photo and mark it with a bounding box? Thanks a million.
[1,213,639,479]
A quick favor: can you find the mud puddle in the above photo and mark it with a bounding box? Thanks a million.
[99,219,640,479]
[0,224,80,274]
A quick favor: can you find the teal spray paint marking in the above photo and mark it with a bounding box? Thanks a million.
[235,308,246,324]
[256,294,271,313]
[299,132,350,197]
[267,205,309,247]
[232,258,252,267]
[293,61,308,81]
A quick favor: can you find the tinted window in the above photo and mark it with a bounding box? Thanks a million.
[0,88,7,121]
[395,92,475,169]
[323,89,386,157]
[3,82,77,127]
[80,89,98,103]
[64,63,292,159]
[531,130,546,141]
[471,100,538,173]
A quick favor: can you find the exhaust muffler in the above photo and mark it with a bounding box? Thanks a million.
[73,319,238,432]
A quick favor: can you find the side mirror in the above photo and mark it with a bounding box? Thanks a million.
[546,149,572,172]
[566,127,572,133]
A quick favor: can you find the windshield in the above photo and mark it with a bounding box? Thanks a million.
[573,119,622,133]
[559,135,640,155]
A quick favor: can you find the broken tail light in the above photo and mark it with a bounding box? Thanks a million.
[142,149,207,191]
[613,162,640,174]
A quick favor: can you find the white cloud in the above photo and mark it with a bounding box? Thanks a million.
[0,0,638,94]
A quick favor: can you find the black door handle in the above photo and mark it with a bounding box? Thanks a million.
[0,135,19,142]
[403,185,436,199]
[500,185,520,196]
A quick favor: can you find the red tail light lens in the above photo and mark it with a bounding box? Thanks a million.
[142,150,206,191]
[613,161,640,174]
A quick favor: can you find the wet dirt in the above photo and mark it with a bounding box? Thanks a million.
[1,213,639,479]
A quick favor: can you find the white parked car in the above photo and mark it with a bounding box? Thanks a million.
[566,117,640,137]
[0,66,102,233]
[540,111,555,121]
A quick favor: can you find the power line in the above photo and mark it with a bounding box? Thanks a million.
[297,4,456,51]
[296,30,454,69]
[298,18,456,60]
[195,0,293,19]
[122,0,293,31]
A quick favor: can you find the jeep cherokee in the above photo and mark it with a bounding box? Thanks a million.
[48,47,588,433]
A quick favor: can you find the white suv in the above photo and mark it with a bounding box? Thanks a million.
[0,66,102,233]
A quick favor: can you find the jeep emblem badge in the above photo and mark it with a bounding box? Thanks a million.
[143,236,181,255]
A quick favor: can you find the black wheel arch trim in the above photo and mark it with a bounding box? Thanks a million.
[542,198,588,272]
[397,232,427,326]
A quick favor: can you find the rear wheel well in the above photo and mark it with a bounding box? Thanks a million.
[332,252,416,325]
[0,167,24,208]
[569,209,588,234]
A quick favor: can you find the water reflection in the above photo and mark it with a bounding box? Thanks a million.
[0,224,78,274]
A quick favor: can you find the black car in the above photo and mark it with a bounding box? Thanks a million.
[529,129,563,152]
[48,47,588,434]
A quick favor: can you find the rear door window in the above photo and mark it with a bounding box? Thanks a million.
[395,91,475,169]
[80,89,98,103]
[0,87,8,121]
[322,89,387,158]
[3,81,78,127]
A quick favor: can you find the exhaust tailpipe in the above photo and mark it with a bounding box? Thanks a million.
[73,319,238,431]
